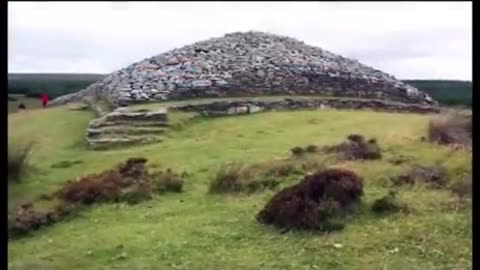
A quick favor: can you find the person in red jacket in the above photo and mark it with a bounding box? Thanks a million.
[41,93,49,108]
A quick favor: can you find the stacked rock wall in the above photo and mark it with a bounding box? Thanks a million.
[174,98,440,116]
[52,31,436,107]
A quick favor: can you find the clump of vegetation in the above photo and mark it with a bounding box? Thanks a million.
[9,157,185,237]
[150,168,185,193]
[256,168,363,232]
[8,141,34,183]
[9,203,58,236]
[60,170,124,204]
[388,155,412,165]
[322,134,381,160]
[209,159,302,194]
[50,160,84,169]
[371,191,409,214]
[427,111,471,146]
[290,146,305,156]
[449,174,472,199]
[305,145,319,153]
[209,162,246,193]
[390,165,448,188]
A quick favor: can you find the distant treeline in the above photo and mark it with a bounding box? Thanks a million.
[404,80,472,107]
[8,73,106,99]
[7,74,472,107]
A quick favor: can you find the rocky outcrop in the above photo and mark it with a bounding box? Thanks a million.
[51,31,436,107]
[174,97,440,116]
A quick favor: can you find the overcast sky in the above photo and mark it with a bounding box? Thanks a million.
[8,2,472,80]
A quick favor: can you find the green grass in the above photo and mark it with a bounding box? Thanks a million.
[8,94,44,113]
[8,104,471,270]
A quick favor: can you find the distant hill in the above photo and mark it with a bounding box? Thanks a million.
[7,73,471,107]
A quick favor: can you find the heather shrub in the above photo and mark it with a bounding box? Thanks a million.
[60,170,123,204]
[256,168,363,231]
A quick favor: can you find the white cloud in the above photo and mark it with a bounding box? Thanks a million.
[8,1,472,80]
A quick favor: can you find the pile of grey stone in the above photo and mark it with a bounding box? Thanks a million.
[51,31,436,107]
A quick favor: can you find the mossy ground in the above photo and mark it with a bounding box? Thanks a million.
[8,103,471,270]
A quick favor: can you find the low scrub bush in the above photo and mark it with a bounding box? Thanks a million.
[256,168,363,232]
[151,168,185,193]
[428,112,471,146]
[60,170,124,204]
[322,134,381,160]
[8,141,34,182]
[209,161,284,194]
[290,146,305,156]
[9,157,186,237]
[390,165,448,188]
[305,145,319,153]
[209,162,245,193]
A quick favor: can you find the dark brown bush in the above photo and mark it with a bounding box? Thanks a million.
[391,165,448,188]
[9,157,188,237]
[290,146,305,156]
[347,134,365,143]
[120,181,153,205]
[151,168,184,193]
[256,168,363,231]
[323,135,381,160]
[60,170,124,204]
[305,145,319,153]
[9,204,51,236]
[428,112,471,146]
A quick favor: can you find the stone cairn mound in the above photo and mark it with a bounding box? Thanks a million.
[86,108,168,149]
[50,31,437,108]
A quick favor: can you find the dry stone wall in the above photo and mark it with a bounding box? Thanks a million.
[52,31,436,107]
[174,98,440,116]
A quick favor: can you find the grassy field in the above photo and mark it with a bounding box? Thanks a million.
[8,104,471,270]
[8,94,44,113]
